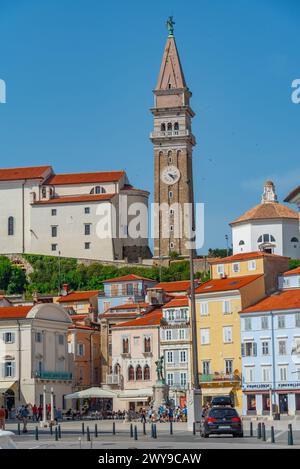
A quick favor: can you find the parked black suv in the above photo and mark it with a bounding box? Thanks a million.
[201,406,243,438]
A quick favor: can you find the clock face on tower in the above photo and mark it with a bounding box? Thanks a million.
[161,165,181,185]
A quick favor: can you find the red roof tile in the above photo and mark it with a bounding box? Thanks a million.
[163,297,189,308]
[70,314,89,320]
[230,202,298,225]
[108,302,149,311]
[209,251,289,264]
[68,325,95,331]
[0,306,32,319]
[113,309,162,328]
[103,274,156,284]
[58,290,99,303]
[242,289,300,313]
[195,275,263,294]
[284,185,300,203]
[0,166,52,181]
[283,267,300,276]
[153,280,198,293]
[33,194,115,205]
[46,171,125,185]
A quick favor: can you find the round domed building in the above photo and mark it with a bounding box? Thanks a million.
[230,181,300,259]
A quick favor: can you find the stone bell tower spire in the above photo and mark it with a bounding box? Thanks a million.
[151,19,196,259]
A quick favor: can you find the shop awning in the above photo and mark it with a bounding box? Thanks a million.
[65,387,117,400]
[0,382,17,394]
[201,387,233,397]
[117,388,153,400]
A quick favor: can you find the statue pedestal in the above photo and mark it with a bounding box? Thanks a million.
[152,380,169,411]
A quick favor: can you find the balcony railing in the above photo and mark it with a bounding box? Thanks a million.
[150,130,190,139]
[199,373,241,383]
[35,371,72,381]
[106,374,122,385]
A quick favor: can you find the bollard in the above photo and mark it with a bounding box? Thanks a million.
[193,421,196,435]
[17,422,21,436]
[271,426,275,443]
[143,421,146,435]
[55,427,58,441]
[151,423,154,438]
[87,426,90,442]
[130,423,133,438]
[154,424,157,439]
[35,426,39,441]
[134,425,138,441]
[95,423,98,438]
[288,424,293,446]
[49,423,53,436]
[257,422,261,439]
[262,423,266,441]
[82,422,85,435]
[113,422,116,435]
[250,422,253,437]
[58,424,61,439]
[170,421,173,435]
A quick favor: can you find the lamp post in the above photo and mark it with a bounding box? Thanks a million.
[41,385,47,428]
[50,387,55,424]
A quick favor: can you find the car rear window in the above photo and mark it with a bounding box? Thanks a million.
[209,408,238,418]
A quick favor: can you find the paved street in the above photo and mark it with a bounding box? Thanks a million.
[3,417,300,449]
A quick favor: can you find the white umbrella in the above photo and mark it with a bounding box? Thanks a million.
[65,387,117,400]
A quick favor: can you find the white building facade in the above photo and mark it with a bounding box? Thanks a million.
[0,165,151,262]
[0,303,73,410]
[231,181,300,259]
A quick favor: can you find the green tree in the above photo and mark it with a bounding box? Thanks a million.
[7,267,27,294]
[0,256,12,290]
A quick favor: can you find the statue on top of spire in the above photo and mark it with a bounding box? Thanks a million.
[166,16,175,37]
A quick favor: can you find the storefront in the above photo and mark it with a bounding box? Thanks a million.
[243,383,300,416]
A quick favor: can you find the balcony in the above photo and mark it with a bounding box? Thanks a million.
[199,372,241,383]
[150,130,190,139]
[143,350,153,358]
[106,374,122,386]
[35,371,72,381]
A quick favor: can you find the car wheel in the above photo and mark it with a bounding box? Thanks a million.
[202,432,209,438]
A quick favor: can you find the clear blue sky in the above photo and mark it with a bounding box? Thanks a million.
[0,0,299,253]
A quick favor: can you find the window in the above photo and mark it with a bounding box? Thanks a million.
[245,318,252,331]
[136,365,142,380]
[51,226,58,237]
[261,316,269,330]
[179,350,187,363]
[278,340,287,355]
[258,234,276,243]
[232,263,240,273]
[200,302,209,316]
[169,191,173,199]
[223,300,231,315]
[95,186,106,194]
[295,314,300,328]
[122,338,129,354]
[144,365,150,380]
[167,373,174,386]
[35,332,42,343]
[85,242,91,250]
[58,335,64,345]
[262,366,271,383]
[248,260,256,271]
[4,361,15,378]
[144,337,151,353]
[166,351,174,363]
[279,366,288,381]
[3,332,15,344]
[128,365,134,381]
[51,209,57,216]
[51,244,57,251]
[84,207,90,214]
[174,122,179,131]
[77,343,84,357]
[223,326,233,343]
[200,328,210,345]
[291,237,299,243]
[165,330,172,341]
[160,123,166,132]
[170,242,174,249]
[225,359,233,375]
[245,367,254,383]
[217,264,224,275]
[84,224,91,235]
[178,329,185,340]
[242,342,257,357]
[239,240,245,246]
[180,372,187,387]
[278,316,285,329]
[167,122,172,131]
[8,217,14,236]
[262,341,270,356]
[202,361,210,374]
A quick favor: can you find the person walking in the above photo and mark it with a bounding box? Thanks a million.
[21,405,29,433]
[140,408,146,423]
[37,404,42,421]
[0,406,6,430]
[32,404,37,422]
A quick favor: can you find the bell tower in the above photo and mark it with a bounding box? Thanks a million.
[150,19,196,258]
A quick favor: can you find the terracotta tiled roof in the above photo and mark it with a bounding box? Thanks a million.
[153,280,198,293]
[33,194,115,205]
[0,166,52,181]
[283,267,300,276]
[103,274,156,284]
[0,306,32,319]
[108,302,149,311]
[70,314,89,320]
[46,171,125,185]
[285,185,300,203]
[68,325,95,331]
[113,309,162,328]
[195,275,263,295]
[242,289,300,313]
[57,290,99,303]
[101,311,138,319]
[163,296,189,308]
[230,202,298,225]
[209,251,289,264]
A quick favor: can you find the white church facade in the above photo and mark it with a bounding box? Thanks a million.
[231,181,300,259]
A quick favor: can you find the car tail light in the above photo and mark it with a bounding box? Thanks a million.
[232,417,241,422]
[207,417,217,422]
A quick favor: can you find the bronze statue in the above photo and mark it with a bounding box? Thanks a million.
[166,16,175,37]
[155,355,164,381]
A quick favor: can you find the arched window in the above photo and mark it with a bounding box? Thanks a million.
[144,365,150,380]
[167,123,172,132]
[257,234,276,243]
[174,122,179,131]
[122,338,129,354]
[8,217,14,236]
[114,363,121,375]
[136,365,143,380]
[291,237,299,243]
[160,123,166,132]
[128,365,134,381]
[95,186,106,194]
[239,240,245,246]
[144,337,151,353]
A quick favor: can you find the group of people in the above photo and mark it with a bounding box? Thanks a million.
[139,404,187,423]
